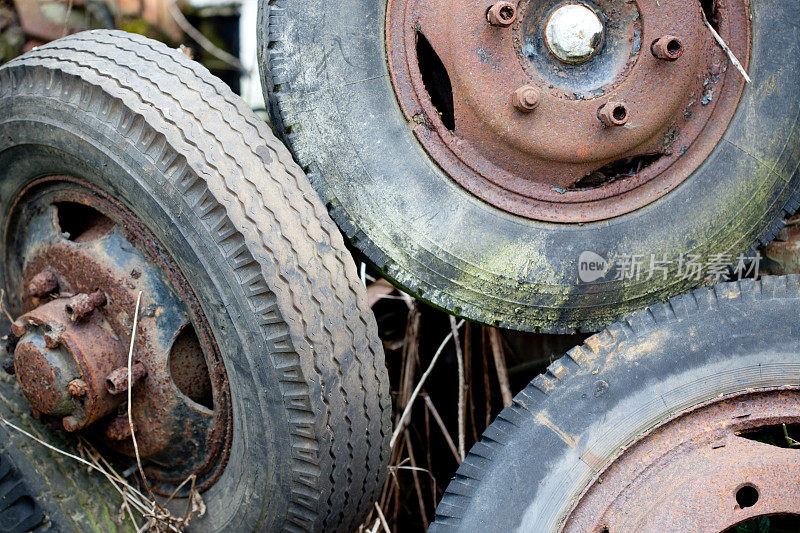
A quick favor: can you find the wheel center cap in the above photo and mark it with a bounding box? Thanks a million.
[545,4,604,64]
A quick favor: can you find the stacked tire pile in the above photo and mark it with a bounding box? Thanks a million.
[0,0,797,528]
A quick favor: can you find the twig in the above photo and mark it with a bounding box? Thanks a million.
[464,323,479,443]
[423,395,434,508]
[368,518,380,533]
[127,292,162,510]
[390,465,433,474]
[481,328,492,429]
[374,502,391,533]
[76,439,149,525]
[396,304,420,417]
[783,423,800,448]
[0,417,165,529]
[449,316,465,461]
[487,328,513,407]
[0,289,14,323]
[0,417,126,491]
[367,279,396,307]
[167,1,245,71]
[423,395,460,462]
[702,12,751,83]
[62,0,74,38]
[404,431,428,529]
[390,319,465,447]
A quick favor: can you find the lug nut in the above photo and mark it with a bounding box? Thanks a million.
[597,102,629,127]
[62,415,80,431]
[65,291,107,322]
[68,378,88,397]
[43,323,64,349]
[512,85,541,112]
[487,1,517,26]
[27,270,59,299]
[105,362,147,395]
[651,35,683,61]
[43,331,61,349]
[11,320,27,338]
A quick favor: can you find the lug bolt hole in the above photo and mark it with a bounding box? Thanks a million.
[735,484,759,509]
[667,39,682,56]
[612,106,626,121]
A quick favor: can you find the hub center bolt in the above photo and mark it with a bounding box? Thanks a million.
[544,3,604,64]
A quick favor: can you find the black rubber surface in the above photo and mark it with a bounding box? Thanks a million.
[0,450,46,532]
[0,30,390,532]
[431,275,800,531]
[259,0,800,333]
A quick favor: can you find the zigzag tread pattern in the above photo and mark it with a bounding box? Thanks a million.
[1,30,389,532]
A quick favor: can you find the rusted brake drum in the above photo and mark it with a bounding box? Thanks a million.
[5,182,231,492]
[260,0,800,332]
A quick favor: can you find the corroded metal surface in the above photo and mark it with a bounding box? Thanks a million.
[27,270,58,298]
[64,290,107,322]
[386,0,751,221]
[2,177,232,494]
[13,298,129,430]
[763,216,800,275]
[563,389,800,531]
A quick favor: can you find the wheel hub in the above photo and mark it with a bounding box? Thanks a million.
[386,0,751,221]
[2,177,232,495]
[12,296,133,430]
[544,4,604,64]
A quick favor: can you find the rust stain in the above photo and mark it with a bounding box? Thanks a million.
[537,413,579,449]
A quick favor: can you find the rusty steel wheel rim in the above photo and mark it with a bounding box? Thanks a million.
[3,176,232,495]
[386,0,751,222]
[563,388,800,531]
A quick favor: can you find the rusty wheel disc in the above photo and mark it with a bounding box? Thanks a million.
[564,389,800,532]
[386,0,750,222]
[3,177,232,495]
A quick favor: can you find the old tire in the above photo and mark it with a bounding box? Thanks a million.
[432,275,800,531]
[258,0,800,333]
[0,30,390,532]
